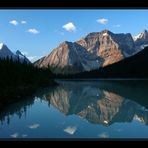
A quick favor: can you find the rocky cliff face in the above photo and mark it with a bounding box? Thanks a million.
[77,30,136,66]
[34,41,84,74]
[34,29,148,74]
[34,41,101,74]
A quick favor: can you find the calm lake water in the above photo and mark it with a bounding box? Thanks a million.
[1,80,148,139]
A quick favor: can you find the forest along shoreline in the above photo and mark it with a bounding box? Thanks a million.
[0,58,58,111]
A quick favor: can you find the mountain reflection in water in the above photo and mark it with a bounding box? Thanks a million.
[1,80,148,127]
[38,80,148,126]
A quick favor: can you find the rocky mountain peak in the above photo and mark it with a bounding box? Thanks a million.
[34,29,147,74]
[0,43,9,51]
[133,30,148,50]
[0,43,31,63]
[76,30,135,66]
[101,29,112,35]
[0,43,15,59]
[60,41,72,46]
[141,29,148,38]
[133,30,148,40]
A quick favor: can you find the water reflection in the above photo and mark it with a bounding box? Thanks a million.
[0,98,34,125]
[41,80,148,126]
[1,80,148,127]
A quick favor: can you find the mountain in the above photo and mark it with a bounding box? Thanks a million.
[97,46,148,78]
[76,30,136,66]
[0,43,16,59]
[15,50,31,63]
[134,30,148,50]
[34,41,101,74]
[0,43,31,63]
[34,29,143,74]
[70,46,148,78]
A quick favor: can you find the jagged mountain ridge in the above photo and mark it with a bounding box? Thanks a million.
[0,43,31,63]
[133,30,148,51]
[34,29,148,74]
[69,46,148,79]
[76,30,136,66]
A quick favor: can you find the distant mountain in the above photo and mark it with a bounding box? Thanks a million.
[0,43,16,59]
[133,30,148,50]
[34,29,148,74]
[0,43,31,63]
[15,50,31,63]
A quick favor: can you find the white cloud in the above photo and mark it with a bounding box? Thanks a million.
[114,24,121,27]
[10,133,19,138]
[9,20,18,26]
[97,18,108,25]
[62,22,76,32]
[28,123,40,129]
[98,132,109,138]
[64,126,77,135]
[21,20,27,24]
[28,28,40,34]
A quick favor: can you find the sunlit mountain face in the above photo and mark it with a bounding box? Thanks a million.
[34,29,148,75]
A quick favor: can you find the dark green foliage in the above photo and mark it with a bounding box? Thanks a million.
[0,58,56,110]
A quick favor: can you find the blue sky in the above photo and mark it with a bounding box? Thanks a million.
[0,10,148,62]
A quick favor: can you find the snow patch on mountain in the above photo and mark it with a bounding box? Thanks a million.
[140,44,148,49]
[0,43,4,49]
[133,34,141,41]
[102,33,108,36]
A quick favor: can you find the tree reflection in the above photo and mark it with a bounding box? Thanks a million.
[0,98,34,125]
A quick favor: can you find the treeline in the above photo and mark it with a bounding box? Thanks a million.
[0,57,57,110]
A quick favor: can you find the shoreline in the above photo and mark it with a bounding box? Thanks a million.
[0,81,58,111]
[56,78,148,81]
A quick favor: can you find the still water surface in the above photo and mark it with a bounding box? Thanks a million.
[0,80,148,138]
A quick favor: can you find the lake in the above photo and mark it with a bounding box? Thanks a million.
[1,80,148,139]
